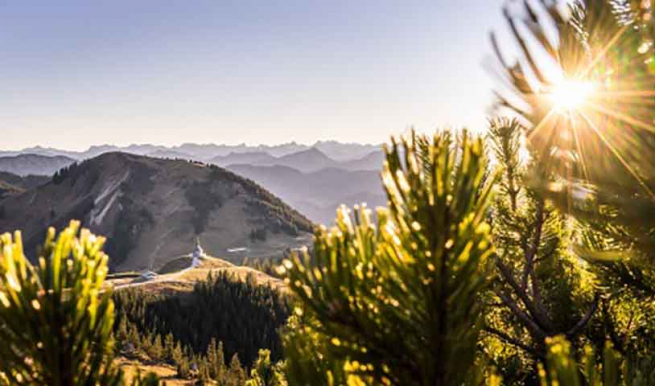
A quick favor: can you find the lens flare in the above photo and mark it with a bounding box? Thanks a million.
[547,79,597,112]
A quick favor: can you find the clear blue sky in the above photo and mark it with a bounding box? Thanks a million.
[0,1,509,150]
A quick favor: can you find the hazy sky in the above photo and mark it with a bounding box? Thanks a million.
[0,1,509,150]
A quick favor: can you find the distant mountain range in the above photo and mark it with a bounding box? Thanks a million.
[208,146,387,223]
[0,141,388,235]
[0,154,77,176]
[227,164,386,224]
[0,140,381,163]
[210,147,384,173]
[0,153,313,271]
[210,151,278,167]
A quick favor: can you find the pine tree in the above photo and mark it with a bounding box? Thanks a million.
[197,356,211,384]
[164,333,176,362]
[150,334,164,361]
[207,338,226,381]
[141,332,153,357]
[116,313,129,346]
[0,221,159,385]
[216,341,226,381]
[246,349,285,386]
[281,131,497,385]
[536,335,655,385]
[128,323,141,352]
[493,0,655,256]
[483,118,601,383]
[493,1,655,383]
[227,354,246,386]
[172,342,187,378]
[177,356,191,380]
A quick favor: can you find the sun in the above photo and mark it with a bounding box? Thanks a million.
[546,79,597,112]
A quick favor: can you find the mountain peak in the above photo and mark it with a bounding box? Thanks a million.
[269,147,337,173]
[300,147,329,156]
[0,153,313,271]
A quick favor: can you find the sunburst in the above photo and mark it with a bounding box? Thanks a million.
[528,29,655,202]
[546,79,597,113]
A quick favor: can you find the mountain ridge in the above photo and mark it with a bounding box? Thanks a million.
[211,147,384,173]
[227,163,386,225]
[0,141,381,163]
[0,152,313,271]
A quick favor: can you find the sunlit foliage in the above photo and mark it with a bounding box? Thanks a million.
[483,118,599,384]
[0,221,158,385]
[493,0,655,256]
[493,0,655,384]
[282,131,497,385]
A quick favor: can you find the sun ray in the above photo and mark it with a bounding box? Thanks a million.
[585,101,655,134]
[578,111,655,199]
[595,90,655,98]
[579,24,630,79]
[569,117,590,182]
[526,107,558,141]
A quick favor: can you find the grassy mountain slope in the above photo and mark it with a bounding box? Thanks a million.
[0,171,51,189]
[110,256,286,385]
[0,152,313,271]
[0,180,22,202]
[0,172,51,202]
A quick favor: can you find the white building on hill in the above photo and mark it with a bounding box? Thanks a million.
[140,270,157,281]
[191,238,206,268]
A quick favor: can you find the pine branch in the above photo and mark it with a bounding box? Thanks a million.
[483,326,542,359]
[495,290,547,341]
[0,222,160,385]
[566,293,600,338]
[283,131,496,385]
[522,199,545,289]
[495,258,554,332]
[602,299,626,356]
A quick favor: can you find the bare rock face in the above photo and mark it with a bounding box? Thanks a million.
[0,153,313,271]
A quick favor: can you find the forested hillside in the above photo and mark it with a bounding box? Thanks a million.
[111,271,288,384]
[113,272,289,367]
